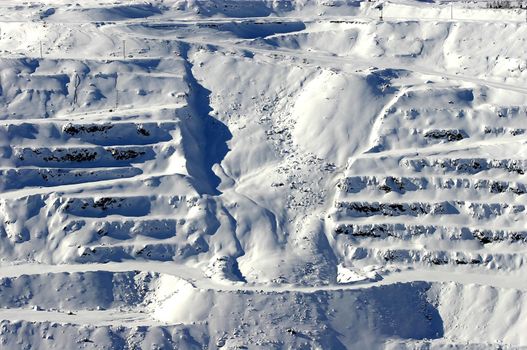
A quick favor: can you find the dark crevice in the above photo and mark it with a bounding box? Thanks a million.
[178,42,232,195]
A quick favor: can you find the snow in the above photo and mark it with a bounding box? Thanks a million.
[0,0,526,348]
[292,69,389,164]
[150,274,213,324]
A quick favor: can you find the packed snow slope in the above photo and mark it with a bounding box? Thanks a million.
[1,0,527,348]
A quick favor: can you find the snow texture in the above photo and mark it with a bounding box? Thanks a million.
[0,0,526,348]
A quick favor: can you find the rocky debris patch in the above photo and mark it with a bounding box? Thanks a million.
[348,246,523,269]
[338,175,527,195]
[93,197,122,211]
[484,126,526,136]
[335,200,522,220]
[59,122,176,146]
[63,196,151,217]
[13,146,152,166]
[335,201,455,217]
[335,223,527,243]
[404,158,527,175]
[42,149,98,163]
[337,175,423,194]
[63,123,114,136]
[472,228,527,244]
[106,148,145,161]
[474,179,527,194]
[0,167,141,190]
[335,223,436,238]
[424,129,467,142]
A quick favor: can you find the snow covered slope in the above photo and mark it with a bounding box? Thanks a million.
[0,0,527,348]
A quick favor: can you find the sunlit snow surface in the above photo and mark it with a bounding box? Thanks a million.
[0,0,526,348]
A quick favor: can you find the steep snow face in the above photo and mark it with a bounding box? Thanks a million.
[1,0,527,348]
[291,70,390,164]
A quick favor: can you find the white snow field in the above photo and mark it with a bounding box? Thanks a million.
[1,0,527,348]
